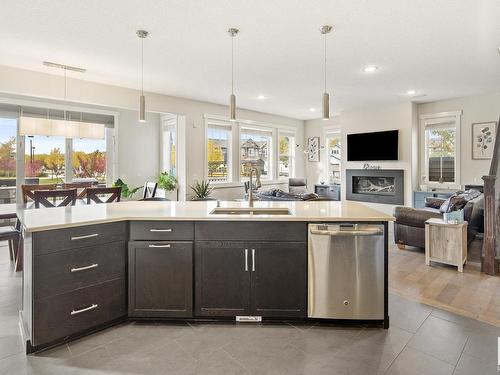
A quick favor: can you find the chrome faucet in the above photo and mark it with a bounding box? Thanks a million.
[248,168,256,208]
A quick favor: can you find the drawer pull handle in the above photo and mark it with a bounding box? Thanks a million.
[148,244,171,248]
[149,229,173,232]
[71,233,99,241]
[71,263,99,273]
[70,303,98,316]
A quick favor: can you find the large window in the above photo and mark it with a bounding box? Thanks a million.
[25,135,66,184]
[207,122,231,183]
[72,137,107,184]
[279,131,295,178]
[240,127,273,180]
[326,133,341,184]
[205,117,296,184]
[421,112,461,186]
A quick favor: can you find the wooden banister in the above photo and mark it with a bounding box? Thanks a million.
[481,115,500,275]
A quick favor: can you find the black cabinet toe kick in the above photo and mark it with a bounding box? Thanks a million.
[25,316,389,354]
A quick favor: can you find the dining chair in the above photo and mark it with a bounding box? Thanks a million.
[85,187,122,204]
[21,184,56,203]
[63,182,93,199]
[143,181,158,199]
[0,226,20,263]
[34,189,78,208]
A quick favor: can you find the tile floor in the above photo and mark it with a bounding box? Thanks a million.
[0,242,498,374]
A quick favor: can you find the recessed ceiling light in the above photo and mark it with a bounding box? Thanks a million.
[362,65,379,73]
[309,107,317,112]
[257,94,267,100]
[406,90,417,95]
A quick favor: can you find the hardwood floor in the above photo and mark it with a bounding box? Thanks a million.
[389,239,500,327]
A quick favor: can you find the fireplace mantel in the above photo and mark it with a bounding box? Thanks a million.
[346,169,404,205]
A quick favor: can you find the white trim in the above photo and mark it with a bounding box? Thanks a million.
[419,111,462,120]
[420,111,461,187]
[0,96,120,118]
[203,113,297,132]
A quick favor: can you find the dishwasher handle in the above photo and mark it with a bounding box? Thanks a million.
[310,227,383,236]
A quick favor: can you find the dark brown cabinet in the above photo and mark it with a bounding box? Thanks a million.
[128,241,193,318]
[195,240,306,318]
[251,242,307,317]
[195,241,251,316]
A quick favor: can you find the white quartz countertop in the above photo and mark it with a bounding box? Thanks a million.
[18,200,395,232]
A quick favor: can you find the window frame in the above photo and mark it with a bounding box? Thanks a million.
[325,131,342,185]
[239,124,274,181]
[278,129,296,180]
[204,118,234,184]
[204,115,297,186]
[420,111,461,188]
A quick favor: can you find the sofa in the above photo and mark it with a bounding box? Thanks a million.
[394,189,484,249]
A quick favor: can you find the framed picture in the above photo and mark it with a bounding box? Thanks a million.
[307,137,320,162]
[472,121,497,159]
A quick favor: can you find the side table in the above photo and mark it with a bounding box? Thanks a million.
[425,218,468,272]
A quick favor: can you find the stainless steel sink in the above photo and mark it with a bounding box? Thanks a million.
[210,207,291,215]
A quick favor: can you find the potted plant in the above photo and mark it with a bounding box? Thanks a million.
[190,180,215,201]
[157,172,177,192]
[113,178,141,199]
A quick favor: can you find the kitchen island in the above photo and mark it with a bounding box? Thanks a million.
[18,200,394,353]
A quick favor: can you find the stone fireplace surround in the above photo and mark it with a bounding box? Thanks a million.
[346,169,404,205]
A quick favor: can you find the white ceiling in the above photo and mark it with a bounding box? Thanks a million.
[0,0,499,120]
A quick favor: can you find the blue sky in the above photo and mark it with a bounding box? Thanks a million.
[0,118,105,154]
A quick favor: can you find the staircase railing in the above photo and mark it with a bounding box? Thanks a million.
[481,116,500,275]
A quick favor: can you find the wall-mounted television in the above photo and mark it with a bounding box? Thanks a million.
[347,130,399,161]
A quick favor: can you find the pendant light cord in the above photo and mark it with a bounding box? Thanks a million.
[324,33,327,93]
[64,67,67,120]
[141,37,144,96]
[231,35,234,95]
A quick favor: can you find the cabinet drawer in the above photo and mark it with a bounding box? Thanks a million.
[33,278,126,346]
[195,222,307,242]
[130,221,194,241]
[33,222,128,255]
[34,241,126,299]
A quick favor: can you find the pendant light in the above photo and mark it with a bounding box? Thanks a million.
[227,28,239,121]
[320,25,333,120]
[137,29,149,123]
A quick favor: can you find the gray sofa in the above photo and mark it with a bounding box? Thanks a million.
[394,189,484,248]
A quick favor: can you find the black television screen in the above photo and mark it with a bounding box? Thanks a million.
[347,130,399,161]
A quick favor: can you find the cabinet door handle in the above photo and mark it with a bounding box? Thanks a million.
[148,244,171,248]
[149,228,173,232]
[70,303,98,316]
[244,249,248,271]
[252,249,256,272]
[71,233,99,241]
[71,263,99,273]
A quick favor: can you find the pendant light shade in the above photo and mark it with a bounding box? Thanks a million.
[228,28,239,121]
[139,94,146,122]
[320,25,333,120]
[322,92,330,120]
[137,29,149,123]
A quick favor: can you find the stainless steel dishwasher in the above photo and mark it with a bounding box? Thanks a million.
[308,223,385,320]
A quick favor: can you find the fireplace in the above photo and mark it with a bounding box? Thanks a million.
[346,169,404,205]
